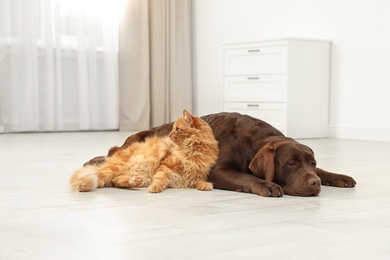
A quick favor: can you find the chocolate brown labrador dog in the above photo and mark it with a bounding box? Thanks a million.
[86,112,356,197]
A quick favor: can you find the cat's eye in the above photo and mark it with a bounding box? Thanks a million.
[176,127,180,131]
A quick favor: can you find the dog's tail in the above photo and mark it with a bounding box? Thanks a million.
[70,165,99,192]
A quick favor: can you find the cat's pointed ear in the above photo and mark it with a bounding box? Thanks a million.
[183,110,196,126]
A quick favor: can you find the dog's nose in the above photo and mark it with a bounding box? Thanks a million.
[308,177,321,187]
[307,176,321,196]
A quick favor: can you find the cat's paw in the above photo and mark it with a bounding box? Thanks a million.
[71,177,97,192]
[195,181,213,191]
[128,176,143,187]
[147,184,165,193]
[70,168,98,192]
[76,183,94,192]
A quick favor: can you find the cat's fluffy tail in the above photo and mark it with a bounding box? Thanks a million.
[70,165,99,192]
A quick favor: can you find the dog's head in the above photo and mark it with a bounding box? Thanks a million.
[249,136,321,196]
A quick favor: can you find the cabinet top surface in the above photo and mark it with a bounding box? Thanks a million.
[223,37,331,46]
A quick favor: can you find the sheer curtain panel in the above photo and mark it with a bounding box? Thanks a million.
[0,0,121,132]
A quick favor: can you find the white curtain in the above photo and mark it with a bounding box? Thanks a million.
[0,0,122,132]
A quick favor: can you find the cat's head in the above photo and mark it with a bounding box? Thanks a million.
[168,110,209,144]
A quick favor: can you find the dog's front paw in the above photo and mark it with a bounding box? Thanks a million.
[323,174,356,188]
[252,180,284,197]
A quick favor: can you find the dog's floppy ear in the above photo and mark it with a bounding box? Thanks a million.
[249,144,275,181]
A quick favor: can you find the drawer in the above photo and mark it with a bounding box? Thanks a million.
[223,102,286,131]
[224,74,286,102]
[224,44,287,75]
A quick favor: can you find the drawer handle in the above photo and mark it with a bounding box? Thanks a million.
[248,49,260,53]
[248,77,259,80]
[247,104,259,108]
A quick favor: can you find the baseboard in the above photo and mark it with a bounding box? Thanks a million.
[328,126,390,142]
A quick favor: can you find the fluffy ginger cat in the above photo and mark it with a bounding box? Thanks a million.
[70,110,219,193]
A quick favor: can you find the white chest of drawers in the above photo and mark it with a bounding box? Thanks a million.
[223,38,330,138]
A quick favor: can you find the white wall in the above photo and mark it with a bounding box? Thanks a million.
[192,0,390,141]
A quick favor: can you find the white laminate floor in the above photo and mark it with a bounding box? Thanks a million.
[0,131,389,260]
